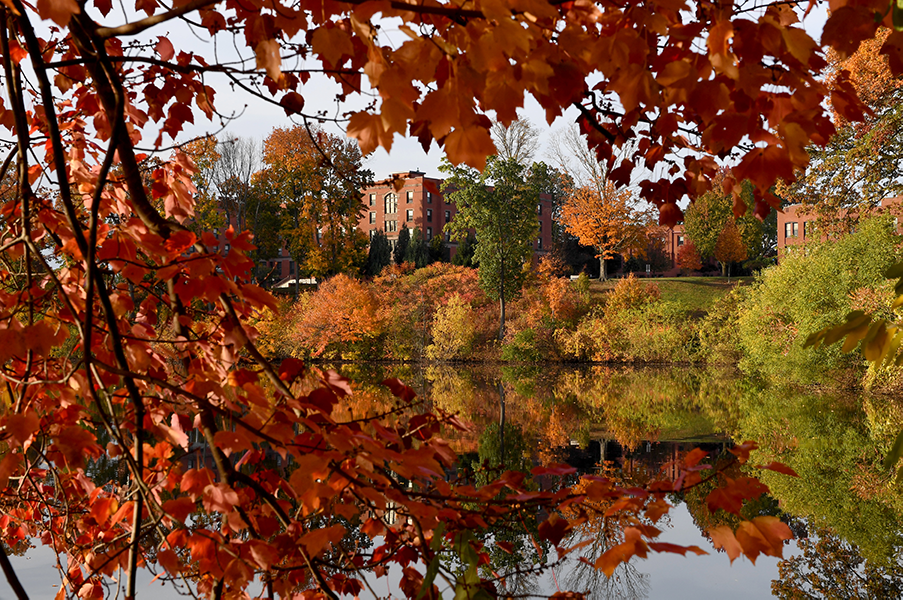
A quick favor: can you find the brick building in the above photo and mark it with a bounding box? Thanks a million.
[358,170,556,261]
[776,196,903,254]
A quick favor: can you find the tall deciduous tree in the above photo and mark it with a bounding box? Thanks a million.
[441,157,539,339]
[491,118,541,165]
[683,177,765,266]
[560,184,650,280]
[261,125,371,292]
[781,28,903,230]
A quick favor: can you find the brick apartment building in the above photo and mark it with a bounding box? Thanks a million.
[358,170,556,261]
[776,196,903,254]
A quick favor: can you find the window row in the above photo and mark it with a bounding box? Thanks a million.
[369,208,452,224]
[367,191,438,209]
[784,221,814,239]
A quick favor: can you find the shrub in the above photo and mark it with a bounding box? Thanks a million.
[426,294,477,360]
[737,214,901,384]
[501,328,543,362]
[292,274,382,359]
[605,273,661,314]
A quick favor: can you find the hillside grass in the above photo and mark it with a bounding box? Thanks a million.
[590,276,753,314]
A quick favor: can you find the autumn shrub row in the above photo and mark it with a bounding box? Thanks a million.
[254,263,736,364]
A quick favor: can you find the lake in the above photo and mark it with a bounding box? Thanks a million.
[3,364,901,599]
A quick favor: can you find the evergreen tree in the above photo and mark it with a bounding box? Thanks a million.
[394,224,410,265]
[365,230,391,277]
[405,228,430,268]
[452,233,477,267]
[428,233,448,264]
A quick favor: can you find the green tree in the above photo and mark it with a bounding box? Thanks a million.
[684,178,764,271]
[366,230,392,277]
[781,30,903,232]
[405,228,429,268]
[428,233,448,264]
[453,233,477,267]
[441,157,539,339]
[394,224,411,265]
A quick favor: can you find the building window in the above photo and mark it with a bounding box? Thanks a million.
[538,220,542,231]
[427,209,432,222]
[445,210,450,222]
[676,234,684,247]
[369,212,376,224]
[369,193,375,206]
[537,238,543,250]
[427,227,432,240]
[444,231,450,242]
[370,229,376,239]
[386,220,398,232]
[427,192,433,204]
[406,191,414,203]
[785,222,799,238]
[406,209,414,222]
[385,193,397,214]
[537,203,542,215]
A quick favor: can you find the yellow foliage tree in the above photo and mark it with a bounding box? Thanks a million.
[561,184,651,280]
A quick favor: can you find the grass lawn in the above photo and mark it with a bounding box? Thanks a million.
[588,276,753,313]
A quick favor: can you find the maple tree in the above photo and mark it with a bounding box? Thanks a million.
[560,184,650,280]
[678,240,704,273]
[261,125,371,290]
[714,220,749,278]
[781,28,903,228]
[0,0,899,593]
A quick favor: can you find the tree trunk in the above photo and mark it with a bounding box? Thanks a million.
[498,381,506,466]
[600,257,608,281]
[498,253,506,340]
[720,261,727,277]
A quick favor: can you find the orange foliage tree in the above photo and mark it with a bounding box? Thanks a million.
[715,220,749,277]
[561,184,651,280]
[260,126,371,288]
[678,240,704,273]
[0,0,897,595]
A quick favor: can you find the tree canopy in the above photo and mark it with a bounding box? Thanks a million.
[441,157,540,338]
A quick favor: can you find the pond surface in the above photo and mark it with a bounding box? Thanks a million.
[4,364,902,599]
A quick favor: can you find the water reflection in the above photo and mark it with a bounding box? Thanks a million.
[334,364,903,596]
[6,365,903,599]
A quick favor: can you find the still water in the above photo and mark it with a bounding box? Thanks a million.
[4,364,901,599]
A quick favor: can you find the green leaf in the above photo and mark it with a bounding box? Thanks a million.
[893,0,903,31]
[429,522,445,552]
[883,428,903,471]
[417,556,440,600]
